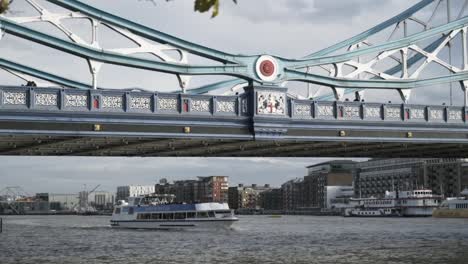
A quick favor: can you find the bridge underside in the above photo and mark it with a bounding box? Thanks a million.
[0,135,467,158]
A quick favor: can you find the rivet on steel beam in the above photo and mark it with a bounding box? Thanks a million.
[407,132,413,138]
[339,130,346,137]
[93,124,102,131]
[184,127,191,134]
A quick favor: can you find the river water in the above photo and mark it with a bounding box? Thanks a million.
[0,215,467,264]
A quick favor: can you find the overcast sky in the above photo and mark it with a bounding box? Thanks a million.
[0,0,460,194]
[0,157,366,194]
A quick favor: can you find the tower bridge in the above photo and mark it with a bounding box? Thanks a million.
[0,0,468,157]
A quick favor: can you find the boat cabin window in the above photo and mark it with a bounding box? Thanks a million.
[151,213,161,220]
[175,213,186,220]
[137,213,151,220]
[128,207,134,215]
[208,211,215,218]
[197,212,209,218]
[187,212,196,218]
[114,208,121,214]
[215,210,231,214]
[162,213,174,220]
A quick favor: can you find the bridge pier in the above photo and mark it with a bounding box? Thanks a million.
[244,85,290,140]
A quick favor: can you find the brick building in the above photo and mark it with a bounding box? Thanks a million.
[154,176,229,203]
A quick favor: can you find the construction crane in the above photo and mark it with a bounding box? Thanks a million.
[0,186,31,215]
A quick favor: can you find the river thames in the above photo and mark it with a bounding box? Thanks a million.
[0,215,467,264]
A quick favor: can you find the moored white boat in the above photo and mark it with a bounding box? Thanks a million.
[344,189,442,217]
[110,195,238,230]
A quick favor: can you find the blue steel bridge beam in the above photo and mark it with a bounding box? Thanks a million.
[304,0,437,58]
[176,0,439,96]
[2,15,467,91]
[0,58,91,89]
[284,69,468,89]
[310,0,461,101]
[316,36,447,100]
[0,52,245,94]
[0,18,249,77]
[285,16,468,69]
[188,0,439,95]
[46,0,438,82]
[4,4,464,71]
[1,0,467,98]
[45,0,241,64]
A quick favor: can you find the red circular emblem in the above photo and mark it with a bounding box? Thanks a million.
[259,60,275,77]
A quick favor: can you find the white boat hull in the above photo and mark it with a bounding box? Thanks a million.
[111,219,238,230]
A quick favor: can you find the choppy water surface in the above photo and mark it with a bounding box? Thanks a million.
[0,215,467,264]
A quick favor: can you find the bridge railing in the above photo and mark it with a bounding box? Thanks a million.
[291,99,467,124]
[0,86,466,124]
[0,86,244,117]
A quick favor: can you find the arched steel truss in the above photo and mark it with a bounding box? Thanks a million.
[1,0,468,104]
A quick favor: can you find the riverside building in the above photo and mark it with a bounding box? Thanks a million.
[116,185,155,202]
[259,188,283,211]
[154,176,229,204]
[93,192,115,211]
[354,159,468,198]
[228,184,272,210]
[303,161,356,209]
[279,160,355,212]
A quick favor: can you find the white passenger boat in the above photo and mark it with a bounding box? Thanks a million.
[110,195,238,229]
[344,189,442,217]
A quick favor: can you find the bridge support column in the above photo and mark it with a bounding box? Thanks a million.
[462,81,468,107]
[244,85,289,140]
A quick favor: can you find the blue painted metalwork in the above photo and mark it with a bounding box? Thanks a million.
[47,0,241,64]
[0,85,467,148]
[0,19,249,76]
[2,13,466,87]
[0,58,91,89]
[0,85,465,125]
[184,79,247,95]
[317,36,447,100]
[285,17,468,69]
[305,0,436,58]
[0,0,467,102]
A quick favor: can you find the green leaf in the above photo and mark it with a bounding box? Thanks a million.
[194,0,237,18]
[0,0,10,14]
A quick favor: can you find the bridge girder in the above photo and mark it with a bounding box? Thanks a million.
[1,0,468,103]
[0,85,466,157]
